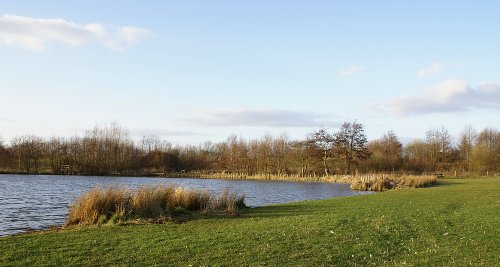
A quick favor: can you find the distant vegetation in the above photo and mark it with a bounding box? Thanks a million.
[66,185,245,226]
[0,122,498,177]
[350,174,437,191]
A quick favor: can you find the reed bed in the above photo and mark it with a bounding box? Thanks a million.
[166,171,360,183]
[66,185,246,226]
[350,175,437,191]
[166,171,438,192]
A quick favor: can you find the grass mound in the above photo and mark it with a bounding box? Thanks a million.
[66,185,246,226]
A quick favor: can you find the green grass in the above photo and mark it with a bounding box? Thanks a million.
[1,179,499,266]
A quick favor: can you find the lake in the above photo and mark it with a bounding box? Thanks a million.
[0,174,371,237]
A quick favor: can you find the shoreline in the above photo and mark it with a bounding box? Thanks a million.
[0,171,357,184]
[0,171,405,184]
[0,174,369,238]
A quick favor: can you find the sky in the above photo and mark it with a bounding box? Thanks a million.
[1,1,499,145]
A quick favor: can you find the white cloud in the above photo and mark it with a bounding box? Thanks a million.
[0,14,153,51]
[364,101,384,113]
[339,65,366,77]
[417,62,444,77]
[180,109,338,127]
[386,80,500,115]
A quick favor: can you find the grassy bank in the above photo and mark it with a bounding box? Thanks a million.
[1,178,499,266]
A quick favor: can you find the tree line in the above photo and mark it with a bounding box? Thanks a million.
[0,122,498,176]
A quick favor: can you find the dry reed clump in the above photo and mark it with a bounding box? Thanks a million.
[209,189,246,214]
[169,188,211,211]
[66,185,246,226]
[66,186,130,226]
[396,175,437,188]
[350,175,437,192]
[131,186,171,218]
[350,178,396,191]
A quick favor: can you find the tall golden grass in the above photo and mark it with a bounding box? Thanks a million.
[166,171,360,183]
[350,175,437,191]
[167,172,437,190]
[166,171,438,192]
[66,185,245,226]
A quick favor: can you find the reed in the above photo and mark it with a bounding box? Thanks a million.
[66,185,246,226]
[169,187,211,211]
[209,189,246,214]
[350,175,437,191]
[66,187,130,226]
[167,172,437,192]
[166,171,361,184]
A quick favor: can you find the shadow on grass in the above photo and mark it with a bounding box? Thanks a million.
[240,202,334,220]
[431,179,463,187]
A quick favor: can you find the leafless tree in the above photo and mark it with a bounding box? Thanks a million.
[307,128,334,176]
[472,128,500,174]
[365,131,402,172]
[458,126,477,172]
[334,122,370,174]
[0,123,498,176]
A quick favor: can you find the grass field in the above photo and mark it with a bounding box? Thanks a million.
[1,178,499,266]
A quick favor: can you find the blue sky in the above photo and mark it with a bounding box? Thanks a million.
[1,1,499,144]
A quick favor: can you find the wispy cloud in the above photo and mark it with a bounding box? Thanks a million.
[417,62,444,77]
[364,101,384,113]
[386,80,500,115]
[339,65,366,77]
[129,128,200,138]
[0,14,153,51]
[180,109,337,127]
[0,117,18,123]
[64,127,199,138]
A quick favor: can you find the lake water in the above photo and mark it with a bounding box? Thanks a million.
[0,174,371,237]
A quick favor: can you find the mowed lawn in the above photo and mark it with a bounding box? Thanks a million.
[1,179,499,266]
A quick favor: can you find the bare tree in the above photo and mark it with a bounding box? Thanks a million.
[0,135,13,170]
[307,128,334,176]
[472,128,500,174]
[289,140,314,176]
[425,127,454,170]
[273,133,290,175]
[10,136,45,173]
[458,126,477,172]
[334,122,370,174]
[259,134,274,175]
[403,139,429,172]
[140,135,162,154]
[366,131,402,172]
[1,123,498,177]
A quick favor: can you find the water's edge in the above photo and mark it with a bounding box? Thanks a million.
[0,174,372,237]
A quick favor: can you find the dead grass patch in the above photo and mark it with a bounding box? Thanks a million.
[66,185,246,226]
[350,175,437,191]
